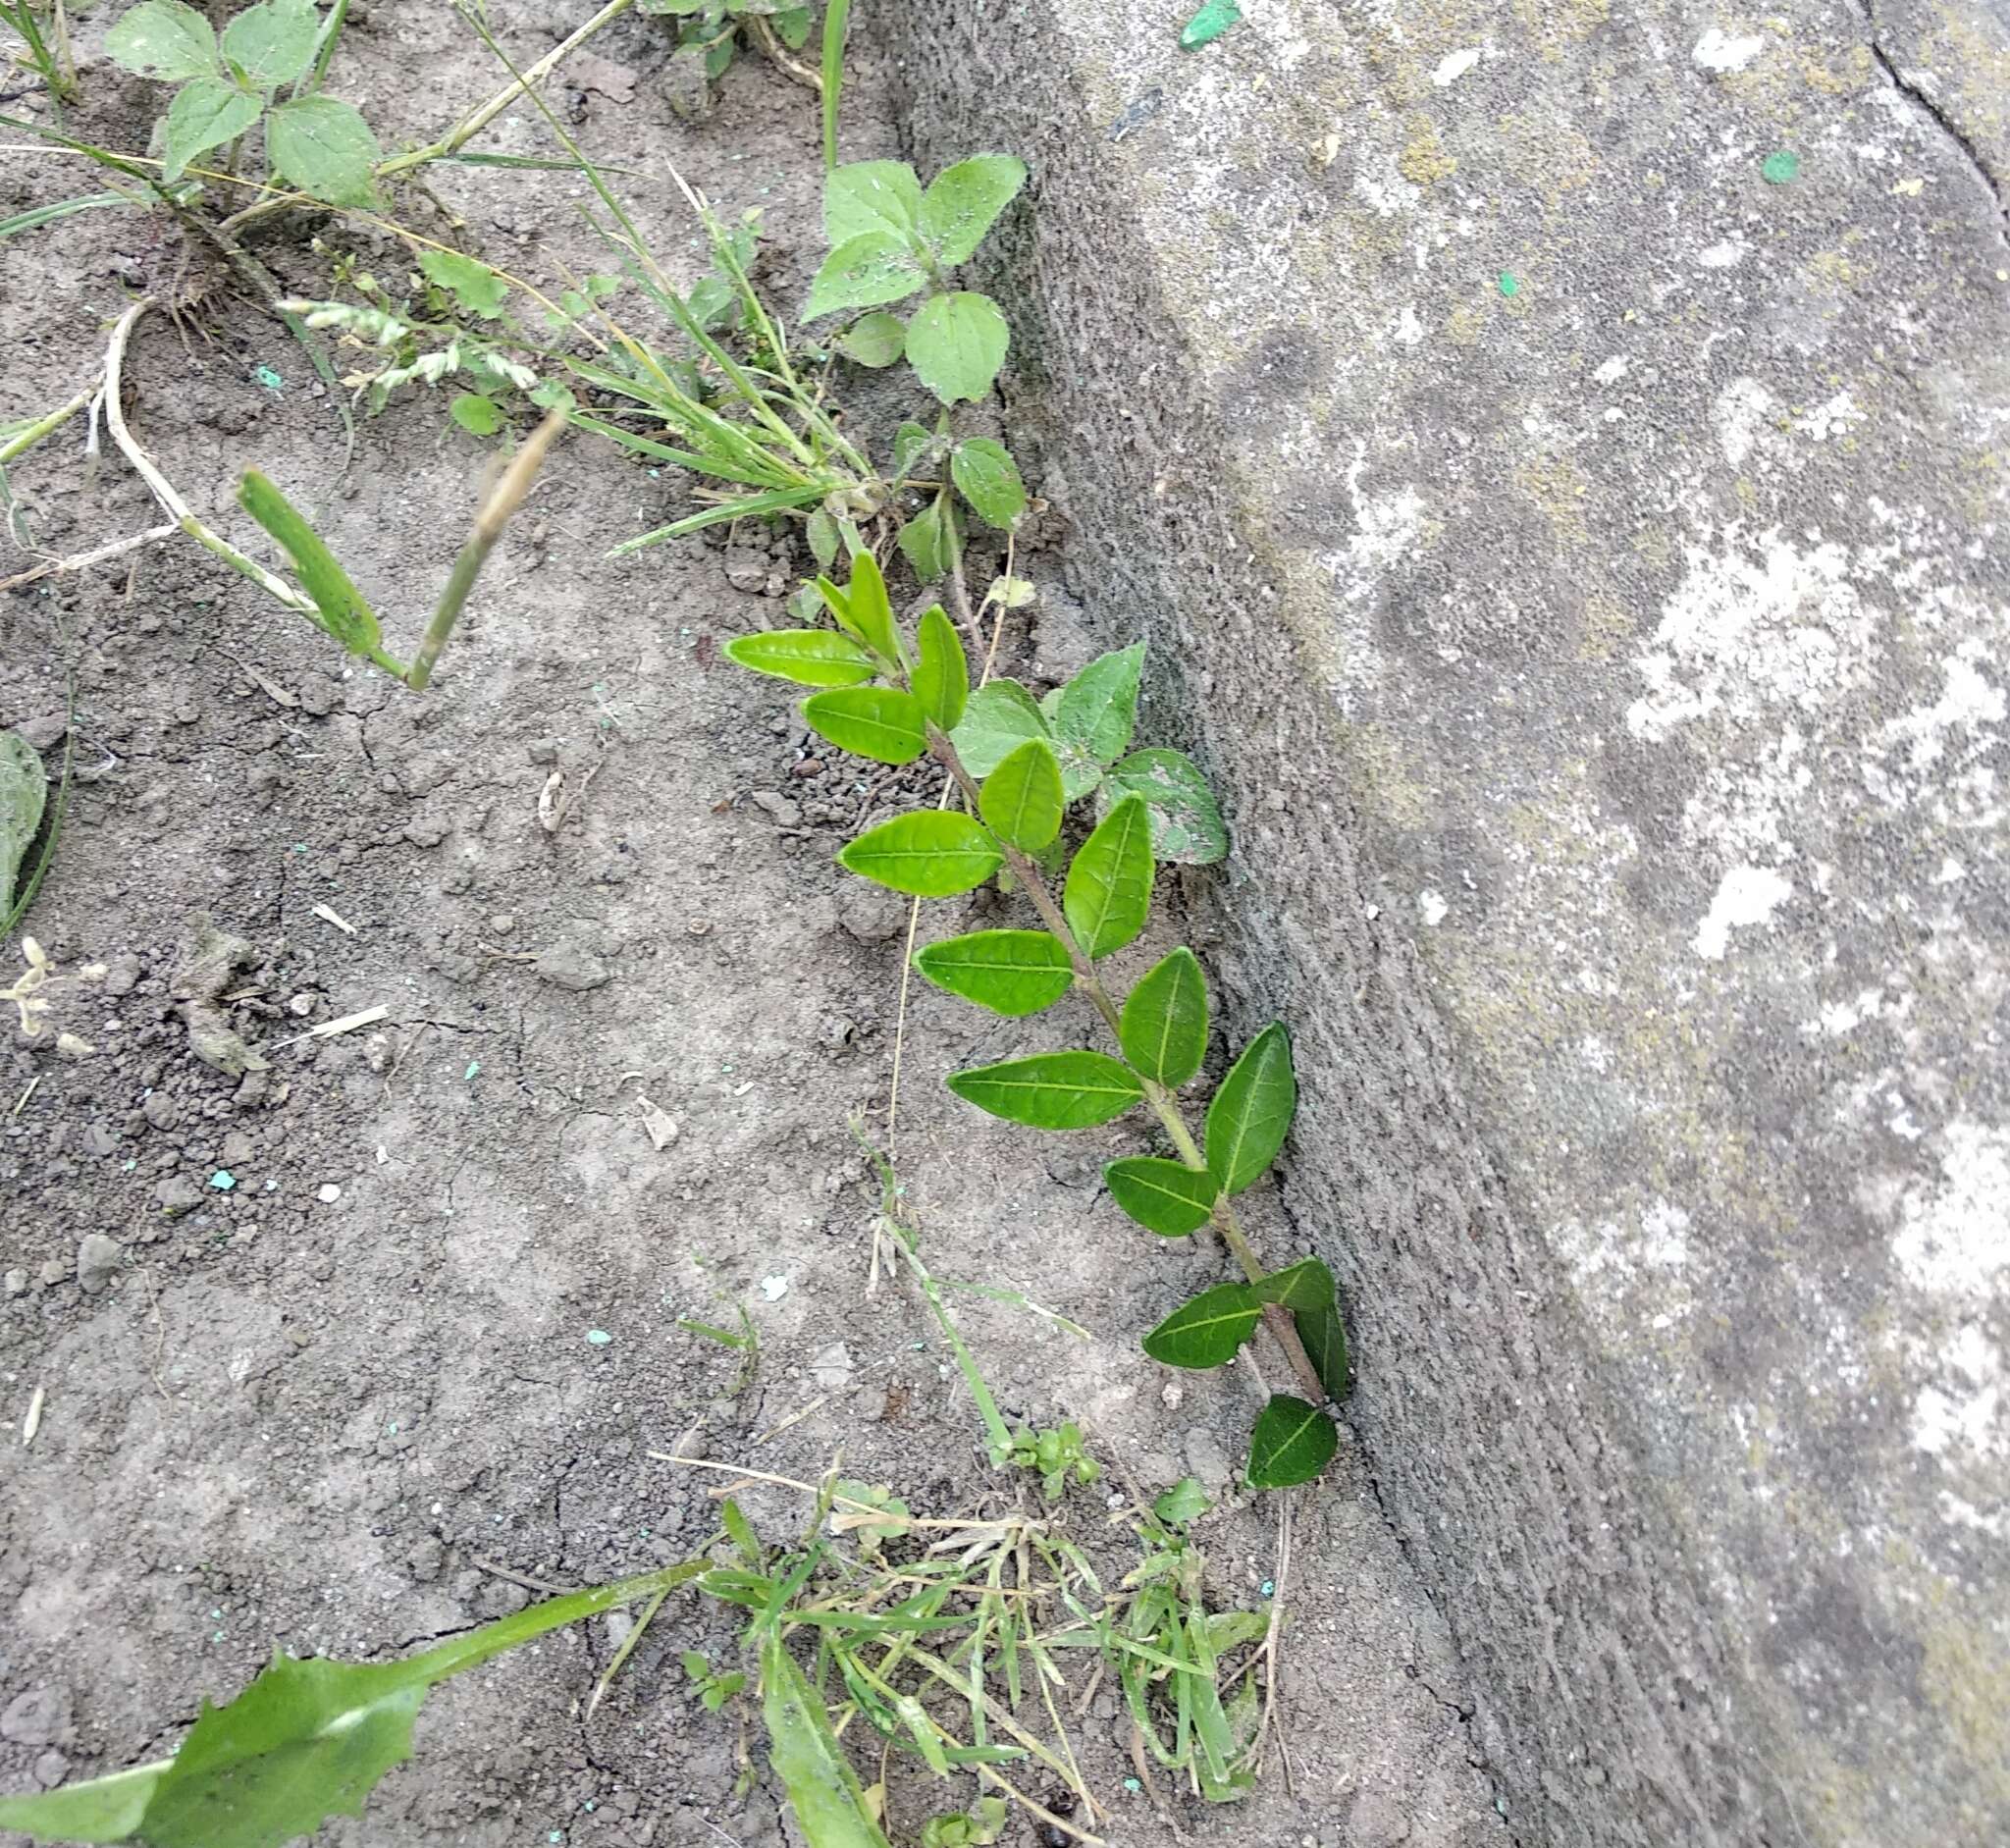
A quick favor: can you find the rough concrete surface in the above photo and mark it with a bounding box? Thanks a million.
[887,2,2010,1844]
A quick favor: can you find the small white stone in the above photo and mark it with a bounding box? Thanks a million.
[1419,888,1450,926]
[316,1184,342,1204]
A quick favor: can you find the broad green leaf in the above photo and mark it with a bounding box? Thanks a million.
[914,929,1074,1017]
[897,495,960,583]
[237,470,390,667]
[949,679,1048,777]
[1296,1300,1351,1400]
[979,737,1063,851]
[419,247,507,319]
[1,732,49,921]
[219,0,318,87]
[950,437,1026,529]
[1104,1156,1217,1238]
[1153,1477,1212,1526]
[448,392,502,437]
[843,549,904,667]
[911,605,968,730]
[774,5,813,49]
[1063,794,1154,960]
[919,154,1029,264]
[136,1655,428,1848]
[1052,736,1103,804]
[1140,1281,1261,1369]
[1119,946,1207,1085]
[801,688,928,765]
[906,290,1009,405]
[823,158,922,242]
[105,0,218,80]
[1054,643,1145,767]
[266,95,380,207]
[837,309,905,367]
[0,1759,164,1843]
[762,1634,895,1848]
[722,1497,762,1566]
[1102,747,1228,865]
[1204,1023,1296,1195]
[1251,1257,1334,1313]
[161,78,261,182]
[1244,1394,1338,1489]
[805,230,928,319]
[723,629,873,688]
[946,1051,1142,1130]
[838,812,1001,896]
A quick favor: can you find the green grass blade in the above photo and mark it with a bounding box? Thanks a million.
[606,487,823,557]
[0,191,132,240]
[821,0,850,170]
[567,412,798,489]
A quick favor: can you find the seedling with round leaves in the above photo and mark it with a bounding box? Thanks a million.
[726,552,1351,1489]
[105,0,381,205]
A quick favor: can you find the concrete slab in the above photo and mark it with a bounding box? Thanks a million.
[883,3,2010,1843]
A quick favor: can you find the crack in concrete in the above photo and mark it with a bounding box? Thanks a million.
[1861,0,2010,249]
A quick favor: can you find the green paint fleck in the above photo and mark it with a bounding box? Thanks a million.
[463,1061,481,1081]
[1762,150,1801,185]
[1498,271,1520,297]
[209,1169,236,1190]
[252,364,283,394]
[1180,0,1242,50]
[1123,1776,1142,1792]
[1261,1578,1275,1597]
[587,1329,612,1346]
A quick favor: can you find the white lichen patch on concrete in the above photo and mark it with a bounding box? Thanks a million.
[1693,27,1766,73]
[1625,526,1882,743]
[1693,864,1795,960]
[1892,1120,2010,1299]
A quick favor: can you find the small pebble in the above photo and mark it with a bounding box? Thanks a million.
[317,1184,342,1204]
[586,1329,612,1346]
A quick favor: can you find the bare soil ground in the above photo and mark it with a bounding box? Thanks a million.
[2,6,1499,1845]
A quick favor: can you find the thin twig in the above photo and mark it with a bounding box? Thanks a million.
[0,522,180,594]
[748,14,823,90]
[472,1557,578,1596]
[101,299,315,614]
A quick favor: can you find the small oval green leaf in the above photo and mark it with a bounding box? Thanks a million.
[265,95,381,208]
[1104,1156,1218,1237]
[1244,1394,1338,1490]
[897,494,962,584]
[823,159,923,243]
[918,153,1029,265]
[220,0,319,88]
[946,1051,1142,1131]
[838,813,1002,897]
[1251,1257,1334,1313]
[912,605,969,730]
[950,679,1049,777]
[914,929,1074,1017]
[979,738,1064,851]
[1119,946,1208,1086]
[950,436,1027,529]
[448,392,503,438]
[1064,794,1155,960]
[1295,1300,1351,1401]
[1101,747,1228,866]
[843,550,905,667]
[1140,1282,1262,1369]
[1054,643,1145,768]
[105,0,219,81]
[161,78,262,184]
[1204,1023,1296,1195]
[805,230,928,320]
[905,290,1009,405]
[801,688,928,765]
[838,309,906,367]
[724,629,874,688]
